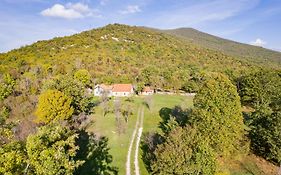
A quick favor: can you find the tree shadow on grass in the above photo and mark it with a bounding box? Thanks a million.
[159,106,191,134]
[75,130,118,175]
[140,105,192,173]
[140,132,164,173]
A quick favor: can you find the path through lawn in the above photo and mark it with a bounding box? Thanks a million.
[126,106,144,175]
[134,107,144,175]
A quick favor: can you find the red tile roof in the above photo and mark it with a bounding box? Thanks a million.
[112,84,133,92]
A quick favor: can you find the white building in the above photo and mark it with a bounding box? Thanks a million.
[112,84,134,97]
[141,86,154,95]
[94,84,134,97]
[94,84,113,97]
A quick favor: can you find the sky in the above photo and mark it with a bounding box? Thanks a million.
[0,0,281,53]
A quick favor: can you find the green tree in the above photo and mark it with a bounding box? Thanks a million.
[26,124,83,175]
[0,141,27,175]
[43,76,88,114]
[0,74,15,101]
[74,69,91,87]
[239,70,281,163]
[0,106,15,145]
[191,73,247,156]
[151,126,217,175]
[249,111,281,164]
[35,90,74,123]
[238,70,281,110]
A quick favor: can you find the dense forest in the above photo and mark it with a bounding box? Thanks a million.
[0,24,280,174]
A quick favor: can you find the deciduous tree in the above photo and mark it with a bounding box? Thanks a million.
[0,74,15,101]
[0,141,27,175]
[151,126,216,175]
[74,69,91,87]
[191,73,247,156]
[35,90,73,124]
[26,124,83,175]
[249,111,281,164]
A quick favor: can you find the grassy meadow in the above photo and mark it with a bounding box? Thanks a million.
[87,94,278,175]
[88,94,192,174]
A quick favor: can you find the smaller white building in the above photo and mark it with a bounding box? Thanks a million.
[141,87,154,95]
[94,84,113,97]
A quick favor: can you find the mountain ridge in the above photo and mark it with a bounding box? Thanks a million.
[159,27,281,65]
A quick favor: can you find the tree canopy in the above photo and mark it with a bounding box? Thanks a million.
[0,141,27,175]
[239,70,281,164]
[238,70,281,110]
[0,74,15,101]
[35,89,74,124]
[191,73,247,156]
[151,126,217,175]
[74,69,91,87]
[26,124,83,175]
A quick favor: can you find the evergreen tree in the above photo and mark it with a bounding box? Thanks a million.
[239,70,281,163]
[238,70,281,110]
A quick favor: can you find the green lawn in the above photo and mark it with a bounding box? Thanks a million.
[88,94,194,175]
[87,94,276,175]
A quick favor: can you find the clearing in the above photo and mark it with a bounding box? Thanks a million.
[88,94,278,175]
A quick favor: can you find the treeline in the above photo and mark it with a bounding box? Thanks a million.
[239,70,281,164]
[141,70,281,174]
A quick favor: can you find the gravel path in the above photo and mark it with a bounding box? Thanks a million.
[126,107,141,175]
[134,107,144,175]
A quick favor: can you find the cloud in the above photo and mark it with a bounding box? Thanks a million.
[119,5,141,14]
[66,3,91,13]
[250,38,267,47]
[41,3,99,19]
[146,0,260,29]
[100,0,109,6]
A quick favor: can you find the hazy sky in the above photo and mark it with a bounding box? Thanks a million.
[0,0,281,52]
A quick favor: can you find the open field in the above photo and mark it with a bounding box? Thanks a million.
[88,94,278,175]
[88,94,191,174]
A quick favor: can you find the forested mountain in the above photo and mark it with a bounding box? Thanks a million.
[0,24,279,93]
[161,28,281,66]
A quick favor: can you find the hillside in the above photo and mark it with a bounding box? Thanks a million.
[0,24,280,175]
[0,24,278,93]
[161,28,281,65]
